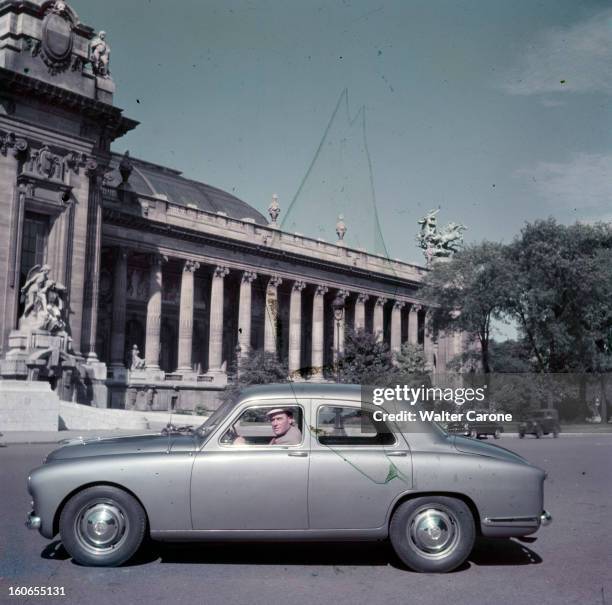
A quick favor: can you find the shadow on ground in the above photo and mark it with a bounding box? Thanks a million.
[41,537,542,570]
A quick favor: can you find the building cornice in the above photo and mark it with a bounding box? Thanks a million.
[0,68,138,140]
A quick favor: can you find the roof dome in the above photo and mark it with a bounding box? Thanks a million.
[105,153,267,225]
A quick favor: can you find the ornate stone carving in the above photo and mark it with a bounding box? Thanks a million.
[336,214,347,242]
[242,270,257,284]
[39,1,75,75]
[18,264,68,334]
[268,275,283,289]
[23,36,41,57]
[337,289,350,300]
[315,285,328,297]
[63,151,88,174]
[127,268,149,300]
[394,300,406,310]
[417,209,466,265]
[89,30,111,77]
[130,344,146,370]
[268,194,280,227]
[0,131,28,157]
[119,150,133,184]
[183,259,200,273]
[375,297,388,307]
[213,266,230,279]
[292,280,306,292]
[357,293,369,304]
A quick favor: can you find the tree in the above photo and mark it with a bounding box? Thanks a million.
[336,328,397,385]
[504,219,612,375]
[394,342,428,374]
[503,219,612,420]
[222,350,288,402]
[422,242,511,373]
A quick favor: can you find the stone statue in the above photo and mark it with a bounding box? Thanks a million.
[417,209,466,265]
[130,345,146,370]
[268,194,280,226]
[336,214,347,243]
[19,265,67,334]
[89,31,110,77]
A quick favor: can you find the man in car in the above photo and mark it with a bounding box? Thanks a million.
[267,408,302,445]
[230,407,302,445]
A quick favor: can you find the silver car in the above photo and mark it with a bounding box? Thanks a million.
[26,384,551,572]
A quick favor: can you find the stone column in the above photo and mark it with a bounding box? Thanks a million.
[177,259,200,373]
[354,293,369,331]
[208,266,229,373]
[238,270,257,357]
[109,248,128,371]
[288,281,306,378]
[423,308,436,371]
[391,301,404,354]
[333,289,349,361]
[408,304,421,345]
[264,275,283,357]
[373,297,387,342]
[144,254,166,372]
[311,285,328,380]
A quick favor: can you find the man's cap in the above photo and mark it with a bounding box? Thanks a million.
[266,407,294,418]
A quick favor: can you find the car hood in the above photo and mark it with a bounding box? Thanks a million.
[45,434,196,462]
[453,436,528,465]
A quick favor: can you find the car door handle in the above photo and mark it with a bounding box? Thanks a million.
[288,451,308,457]
[387,451,408,457]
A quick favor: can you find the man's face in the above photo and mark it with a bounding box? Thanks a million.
[270,412,292,436]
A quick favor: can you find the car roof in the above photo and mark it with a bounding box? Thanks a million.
[237,383,363,404]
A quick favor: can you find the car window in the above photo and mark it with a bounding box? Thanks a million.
[219,405,304,447]
[316,405,395,446]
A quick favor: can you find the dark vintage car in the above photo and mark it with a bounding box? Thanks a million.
[519,409,560,439]
[447,418,504,439]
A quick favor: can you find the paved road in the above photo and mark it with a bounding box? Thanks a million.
[1,436,611,605]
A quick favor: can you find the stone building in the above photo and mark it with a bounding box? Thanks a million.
[0,0,465,412]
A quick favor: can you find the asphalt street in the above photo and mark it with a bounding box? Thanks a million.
[1,435,611,605]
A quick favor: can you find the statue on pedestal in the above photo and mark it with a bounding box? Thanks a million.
[19,265,67,334]
[89,31,110,77]
[417,209,466,265]
[130,345,146,371]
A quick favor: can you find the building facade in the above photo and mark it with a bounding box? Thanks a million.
[0,0,465,411]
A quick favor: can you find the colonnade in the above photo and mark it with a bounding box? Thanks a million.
[108,249,435,377]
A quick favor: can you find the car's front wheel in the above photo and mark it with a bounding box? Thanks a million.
[389,496,475,573]
[59,486,147,567]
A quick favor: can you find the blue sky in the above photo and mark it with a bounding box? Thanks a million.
[75,0,612,267]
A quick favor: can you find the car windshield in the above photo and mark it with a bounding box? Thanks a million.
[196,399,237,437]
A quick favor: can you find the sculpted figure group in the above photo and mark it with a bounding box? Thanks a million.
[19,265,67,334]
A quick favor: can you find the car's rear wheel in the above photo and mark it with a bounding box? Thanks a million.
[389,496,475,573]
[519,431,525,439]
[59,486,146,567]
[535,427,543,439]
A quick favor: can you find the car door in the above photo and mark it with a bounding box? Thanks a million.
[190,400,310,530]
[308,401,413,530]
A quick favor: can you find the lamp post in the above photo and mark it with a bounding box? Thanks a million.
[332,294,345,383]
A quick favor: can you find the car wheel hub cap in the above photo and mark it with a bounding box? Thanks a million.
[409,508,457,555]
[76,502,127,551]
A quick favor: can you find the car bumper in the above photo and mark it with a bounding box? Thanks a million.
[482,510,552,537]
[25,511,41,530]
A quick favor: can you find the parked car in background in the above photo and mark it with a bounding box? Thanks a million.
[519,409,560,438]
[26,384,551,573]
[446,417,504,439]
